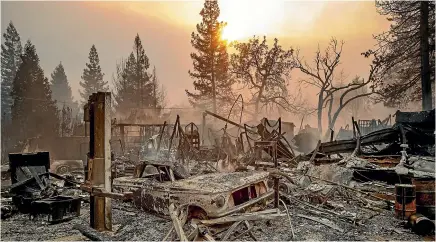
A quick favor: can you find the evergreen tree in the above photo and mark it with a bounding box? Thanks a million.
[113,53,137,113]
[60,104,73,137]
[186,0,234,115]
[113,34,155,116]
[1,22,22,122]
[366,1,435,107]
[11,41,59,146]
[132,34,152,108]
[50,62,78,113]
[151,66,166,116]
[1,21,22,162]
[80,45,108,103]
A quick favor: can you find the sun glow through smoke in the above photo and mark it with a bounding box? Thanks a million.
[219,0,325,41]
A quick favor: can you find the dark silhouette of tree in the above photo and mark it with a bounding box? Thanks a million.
[293,38,382,137]
[230,36,300,120]
[132,34,152,108]
[113,55,136,113]
[151,66,167,117]
[1,21,22,162]
[1,21,22,123]
[186,0,234,115]
[50,62,78,114]
[365,1,435,108]
[60,104,73,137]
[80,45,107,103]
[113,34,158,117]
[11,41,59,147]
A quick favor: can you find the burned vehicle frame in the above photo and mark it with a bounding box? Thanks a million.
[113,161,273,219]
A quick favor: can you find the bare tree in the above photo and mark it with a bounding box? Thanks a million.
[230,36,304,120]
[340,76,372,120]
[292,38,382,137]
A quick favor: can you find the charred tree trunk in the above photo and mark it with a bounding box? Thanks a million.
[421,1,432,110]
[254,82,266,121]
[317,90,324,136]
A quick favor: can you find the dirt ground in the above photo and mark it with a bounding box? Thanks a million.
[1,200,430,241]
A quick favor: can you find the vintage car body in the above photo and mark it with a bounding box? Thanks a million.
[115,170,273,219]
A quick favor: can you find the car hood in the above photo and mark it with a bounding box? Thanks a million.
[143,171,270,194]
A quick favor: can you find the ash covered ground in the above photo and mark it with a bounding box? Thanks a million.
[1,200,426,241]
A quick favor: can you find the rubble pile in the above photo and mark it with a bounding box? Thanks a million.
[1,109,435,241]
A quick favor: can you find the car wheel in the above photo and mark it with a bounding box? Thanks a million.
[56,165,70,174]
[188,206,208,220]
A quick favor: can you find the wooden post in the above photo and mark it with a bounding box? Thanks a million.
[88,92,112,231]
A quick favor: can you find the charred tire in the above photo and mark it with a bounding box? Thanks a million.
[188,206,208,220]
[56,165,70,174]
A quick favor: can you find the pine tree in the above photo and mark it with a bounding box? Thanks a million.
[113,34,154,116]
[11,41,59,146]
[132,34,152,108]
[151,66,166,116]
[186,0,234,115]
[1,22,22,123]
[1,21,22,162]
[50,62,78,113]
[60,104,73,137]
[80,45,108,103]
[113,53,137,113]
[367,1,435,107]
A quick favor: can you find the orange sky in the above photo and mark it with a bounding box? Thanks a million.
[1,1,391,125]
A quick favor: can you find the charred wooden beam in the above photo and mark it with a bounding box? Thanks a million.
[87,92,112,231]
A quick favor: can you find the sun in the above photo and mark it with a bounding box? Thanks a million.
[218,0,285,41]
[218,1,325,42]
[221,24,246,41]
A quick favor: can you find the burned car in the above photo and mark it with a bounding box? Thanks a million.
[113,161,273,219]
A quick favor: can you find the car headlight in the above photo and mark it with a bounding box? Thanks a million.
[212,195,226,208]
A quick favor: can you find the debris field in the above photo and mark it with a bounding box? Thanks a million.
[1,92,435,241]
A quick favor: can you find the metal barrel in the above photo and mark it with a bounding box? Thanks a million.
[408,213,435,235]
[412,178,435,219]
[395,184,416,220]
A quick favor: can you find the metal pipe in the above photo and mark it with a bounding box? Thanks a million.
[204,111,257,134]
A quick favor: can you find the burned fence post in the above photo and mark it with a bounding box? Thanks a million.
[86,92,112,231]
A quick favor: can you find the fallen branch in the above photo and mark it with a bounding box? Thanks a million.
[72,224,112,241]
